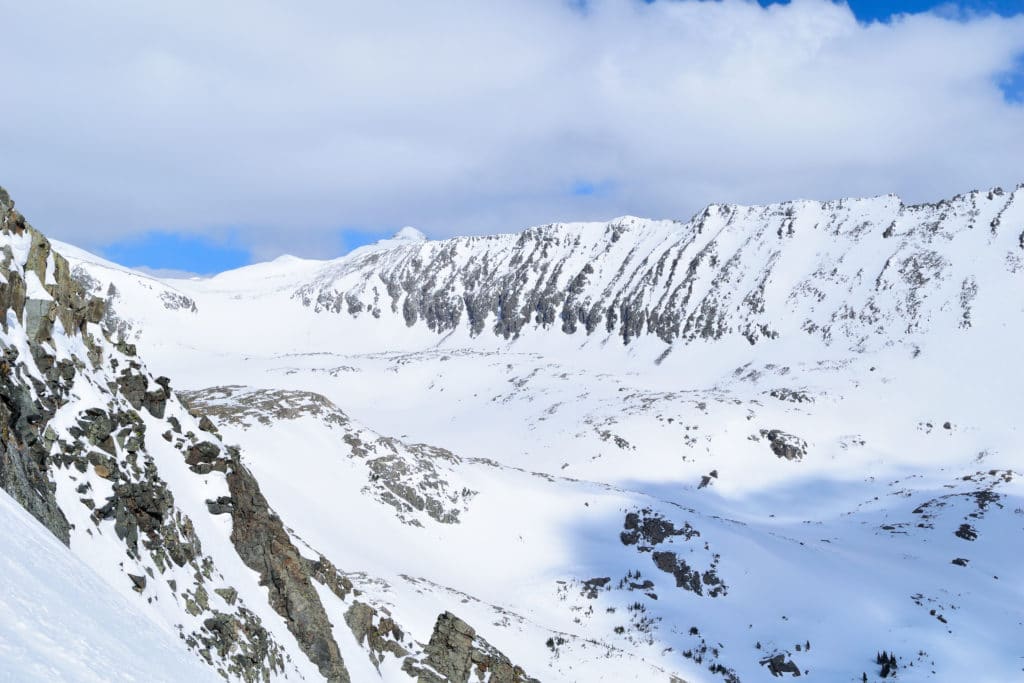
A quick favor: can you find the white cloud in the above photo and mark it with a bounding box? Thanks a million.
[1,0,1022,259]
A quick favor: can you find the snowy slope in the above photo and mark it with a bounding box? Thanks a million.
[0,191,545,683]
[0,489,220,683]
[13,183,1024,682]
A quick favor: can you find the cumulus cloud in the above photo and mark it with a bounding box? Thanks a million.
[1,0,1022,260]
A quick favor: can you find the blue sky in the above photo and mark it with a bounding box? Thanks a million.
[2,0,1022,276]
[101,229,390,276]
[102,232,252,277]
[755,0,1024,21]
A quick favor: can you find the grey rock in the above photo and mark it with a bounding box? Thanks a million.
[226,461,350,682]
[760,429,807,461]
[214,587,238,606]
[760,653,801,677]
[205,496,234,515]
[198,415,217,433]
[414,611,538,683]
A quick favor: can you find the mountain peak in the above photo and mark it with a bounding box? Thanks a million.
[392,226,427,242]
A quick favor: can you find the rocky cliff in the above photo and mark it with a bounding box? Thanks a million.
[0,189,535,682]
[296,186,1024,350]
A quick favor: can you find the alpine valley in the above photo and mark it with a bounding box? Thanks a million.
[0,182,1022,682]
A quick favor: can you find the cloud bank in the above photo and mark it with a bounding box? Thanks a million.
[1,0,1022,261]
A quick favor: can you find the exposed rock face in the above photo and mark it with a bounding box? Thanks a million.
[226,459,351,683]
[0,188,342,681]
[0,194,105,544]
[620,508,700,550]
[343,601,409,667]
[760,429,807,461]
[620,507,728,598]
[294,188,1024,349]
[760,652,801,677]
[0,367,71,544]
[405,611,538,683]
[652,551,728,598]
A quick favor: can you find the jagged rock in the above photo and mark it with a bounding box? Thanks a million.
[621,508,699,549]
[0,188,295,682]
[344,601,409,667]
[203,613,239,657]
[78,410,117,454]
[760,653,801,677]
[581,577,611,599]
[305,555,354,601]
[422,611,477,683]
[24,298,55,342]
[185,441,227,474]
[413,611,538,683]
[116,372,148,410]
[143,388,168,419]
[116,340,138,356]
[760,429,807,461]
[651,551,728,597]
[0,361,71,545]
[768,388,813,403]
[226,460,350,682]
[214,587,238,606]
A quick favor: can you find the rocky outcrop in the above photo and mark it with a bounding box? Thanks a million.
[760,429,807,461]
[0,192,108,543]
[0,362,71,544]
[620,508,700,550]
[0,185,541,683]
[344,601,410,668]
[652,550,728,598]
[404,611,537,683]
[225,458,351,682]
[760,652,801,677]
[620,507,728,598]
[0,188,324,681]
[182,385,476,527]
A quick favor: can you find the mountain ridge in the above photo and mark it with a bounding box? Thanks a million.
[3,183,1024,682]
[0,188,545,682]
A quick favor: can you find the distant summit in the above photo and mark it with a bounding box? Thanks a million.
[391,226,427,242]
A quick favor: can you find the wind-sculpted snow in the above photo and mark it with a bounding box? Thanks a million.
[295,186,1024,349]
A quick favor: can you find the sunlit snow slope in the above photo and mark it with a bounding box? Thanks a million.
[19,184,1024,682]
[0,489,219,683]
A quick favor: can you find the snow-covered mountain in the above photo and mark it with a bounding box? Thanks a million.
[2,183,1023,682]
